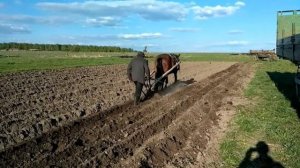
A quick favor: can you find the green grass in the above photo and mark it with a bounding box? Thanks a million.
[0,56,132,73]
[0,51,135,73]
[0,51,253,73]
[221,60,300,168]
[0,50,137,58]
[180,53,253,62]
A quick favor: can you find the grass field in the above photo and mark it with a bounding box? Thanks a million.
[0,51,253,73]
[221,60,300,168]
[0,51,133,73]
[180,53,252,62]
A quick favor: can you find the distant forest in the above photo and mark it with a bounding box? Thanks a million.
[0,42,135,52]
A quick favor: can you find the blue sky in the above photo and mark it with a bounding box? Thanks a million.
[0,0,299,52]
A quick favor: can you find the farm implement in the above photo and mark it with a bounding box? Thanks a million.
[141,61,181,100]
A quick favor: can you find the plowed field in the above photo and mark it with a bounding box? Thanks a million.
[0,62,253,167]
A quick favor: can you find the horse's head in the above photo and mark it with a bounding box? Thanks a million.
[170,53,180,63]
[170,53,180,70]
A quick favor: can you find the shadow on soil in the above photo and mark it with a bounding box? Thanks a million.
[267,72,300,118]
[141,78,196,102]
[159,78,196,96]
[140,160,152,168]
[238,141,284,168]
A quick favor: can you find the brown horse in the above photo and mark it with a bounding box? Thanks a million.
[154,53,180,91]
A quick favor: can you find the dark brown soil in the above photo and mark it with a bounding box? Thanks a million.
[0,62,252,167]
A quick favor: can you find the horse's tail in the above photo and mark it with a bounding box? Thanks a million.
[155,58,163,79]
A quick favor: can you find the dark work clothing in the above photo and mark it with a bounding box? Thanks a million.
[127,54,150,105]
[134,81,143,105]
[127,55,150,84]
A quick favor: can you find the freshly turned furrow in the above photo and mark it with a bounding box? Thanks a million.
[168,64,250,167]
[117,88,219,168]
[29,65,235,167]
[157,68,244,167]
[116,64,248,168]
[30,94,186,167]
[0,62,241,168]
[0,62,233,153]
[78,64,242,167]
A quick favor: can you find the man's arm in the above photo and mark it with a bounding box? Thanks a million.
[127,61,133,81]
[144,60,150,78]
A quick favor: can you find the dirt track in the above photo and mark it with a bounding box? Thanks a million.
[0,62,253,167]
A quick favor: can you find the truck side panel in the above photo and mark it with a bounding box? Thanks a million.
[277,10,300,63]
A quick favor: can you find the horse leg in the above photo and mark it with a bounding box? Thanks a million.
[155,77,163,91]
[165,76,168,88]
[174,71,177,82]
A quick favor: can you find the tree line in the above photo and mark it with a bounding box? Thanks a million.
[0,42,135,52]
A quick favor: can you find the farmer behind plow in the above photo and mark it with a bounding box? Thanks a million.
[127,52,150,106]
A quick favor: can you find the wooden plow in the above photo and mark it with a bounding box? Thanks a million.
[141,61,181,99]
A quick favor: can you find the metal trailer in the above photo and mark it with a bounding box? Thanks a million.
[276,10,300,98]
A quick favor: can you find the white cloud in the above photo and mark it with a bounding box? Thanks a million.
[235,1,246,7]
[169,27,199,32]
[53,33,163,43]
[36,1,188,21]
[0,24,31,34]
[50,34,120,45]
[192,1,245,20]
[86,17,121,27]
[65,35,118,41]
[0,1,245,29]
[118,33,163,39]
[228,29,244,34]
[227,40,248,46]
[0,14,74,25]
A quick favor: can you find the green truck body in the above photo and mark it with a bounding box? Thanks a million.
[277,10,300,63]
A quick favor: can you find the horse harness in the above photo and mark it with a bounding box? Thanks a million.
[168,53,180,70]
